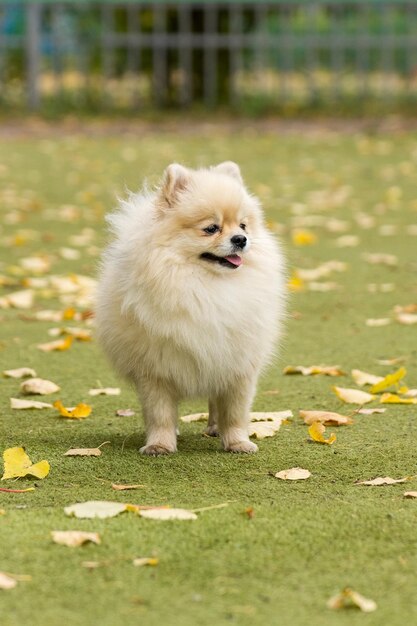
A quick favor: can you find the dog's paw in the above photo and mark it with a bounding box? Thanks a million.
[140,444,175,456]
[205,424,219,437]
[225,440,258,454]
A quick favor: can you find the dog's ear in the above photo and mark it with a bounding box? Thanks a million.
[160,163,190,208]
[214,161,243,184]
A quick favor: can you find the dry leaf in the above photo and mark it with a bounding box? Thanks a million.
[111,484,145,491]
[51,531,101,547]
[370,367,407,393]
[64,501,128,519]
[116,409,135,417]
[64,448,102,457]
[292,229,317,246]
[5,289,34,309]
[356,407,386,415]
[37,336,73,352]
[363,252,398,266]
[132,557,159,567]
[10,398,53,410]
[404,491,417,498]
[351,369,383,386]
[299,410,353,426]
[250,411,292,421]
[19,255,51,274]
[308,422,336,445]
[283,365,344,377]
[3,367,37,379]
[248,419,285,439]
[1,447,50,481]
[140,508,197,521]
[53,400,92,419]
[20,378,60,395]
[376,356,406,366]
[380,393,417,405]
[180,413,208,423]
[395,312,417,325]
[327,588,377,613]
[333,386,375,404]
[355,476,411,486]
[366,318,391,327]
[274,468,311,481]
[0,487,35,493]
[404,389,417,398]
[0,572,17,590]
[308,282,339,292]
[48,327,92,341]
[88,388,121,396]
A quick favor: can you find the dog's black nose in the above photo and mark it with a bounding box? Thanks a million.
[231,235,247,249]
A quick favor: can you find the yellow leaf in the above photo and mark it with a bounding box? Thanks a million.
[370,367,407,393]
[1,447,50,480]
[299,410,353,426]
[308,422,336,445]
[327,588,377,612]
[333,386,375,404]
[380,393,417,405]
[132,557,159,567]
[53,400,92,419]
[292,229,317,246]
[287,273,305,292]
[37,335,73,352]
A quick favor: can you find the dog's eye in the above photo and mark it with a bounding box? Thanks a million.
[203,224,220,235]
[240,223,247,231]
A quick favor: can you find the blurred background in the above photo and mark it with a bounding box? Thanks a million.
[1,0,417,118]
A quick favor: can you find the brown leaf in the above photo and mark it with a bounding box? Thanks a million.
[111,484,145,491]
[355,476,412,486]
[274,468,311,480]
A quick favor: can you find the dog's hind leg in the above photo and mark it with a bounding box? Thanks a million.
[205,399,220,437]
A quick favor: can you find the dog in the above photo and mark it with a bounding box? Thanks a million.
[96,162,286,455]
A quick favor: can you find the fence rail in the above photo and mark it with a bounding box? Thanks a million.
[1,1,416,112]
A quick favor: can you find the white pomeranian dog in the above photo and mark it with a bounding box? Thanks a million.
[96,162,286,455]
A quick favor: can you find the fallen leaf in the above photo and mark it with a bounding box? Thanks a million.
[140,508,197,521]
[308,422,336,445]
[64,501,128,519]
[355,476,411,486]
[249,419,286,439]
[53,400,92,419]
[292,229,317,246]
[356,407,386,415]
[37,336,73,352]
[51,531,101,547]
[64,448,102,457]
[180,413,207,423]
[48,327,92,341]
[335,235,359,247]
[376,356,407,366]
[380,393,417,405]
[0,572,17,590]
[89,388,121,396]
[363,252,398,266]
[0,487,35,493]
[404,491,417,498]
[20,378,60,395]
[274,467,311,480]
[132,557,159,567]
[1,447,50,480]
[3,367,37,379]
[111,484,145,491]
[250,411,293,421]
[395,312,417,325]
[4,289,34,309]
[299,410,353,426]
[404,389,417,398]
[10,398,53,410]
[333,386,375,404]
[351,369,383,386]
[370,367,407,393]
[327,587,377,612]
[308,282,339,292]
[283,365,344,377]
[116,409,135,417]
[366,318,391,327]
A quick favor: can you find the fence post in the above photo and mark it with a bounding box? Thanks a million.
[26,2,41,110]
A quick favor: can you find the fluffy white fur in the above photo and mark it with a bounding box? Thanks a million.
[96,162,286,455]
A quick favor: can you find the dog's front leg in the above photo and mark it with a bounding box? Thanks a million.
[138,378,178,456]
[216,379,258,454]
[205,399,220,437]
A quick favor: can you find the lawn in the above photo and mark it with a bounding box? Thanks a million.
[0,122,416,626]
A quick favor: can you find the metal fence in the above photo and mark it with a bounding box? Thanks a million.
[1,1,417,112]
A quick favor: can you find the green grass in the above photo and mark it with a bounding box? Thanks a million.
[1,125,417,626]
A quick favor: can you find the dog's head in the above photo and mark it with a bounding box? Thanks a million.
[156,162,263,272]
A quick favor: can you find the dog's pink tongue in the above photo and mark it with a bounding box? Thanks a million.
[225,254,242,267]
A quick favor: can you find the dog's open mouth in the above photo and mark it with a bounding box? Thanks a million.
[200,252,242,269]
